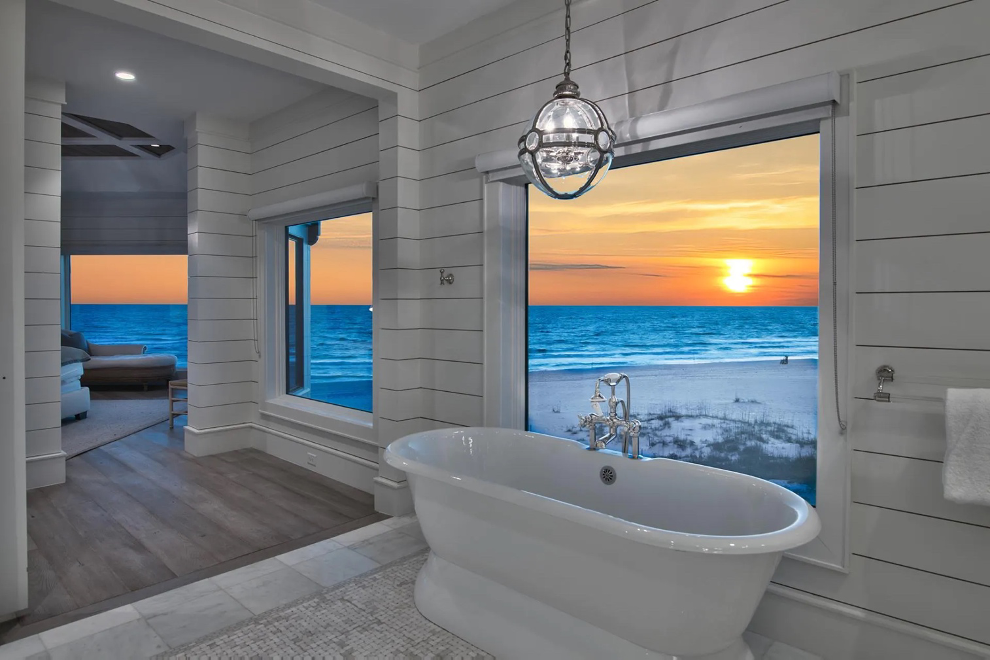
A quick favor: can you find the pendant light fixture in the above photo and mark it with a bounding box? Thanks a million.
[518,0,615,200]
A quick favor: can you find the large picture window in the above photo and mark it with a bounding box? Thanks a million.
[527,135,820,503]
[284,213,373,412]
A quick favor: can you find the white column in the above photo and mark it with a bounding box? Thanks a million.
[0,0,28,619]
[374,93,419,516]
[24,78,67,489]
[184,114,258,452]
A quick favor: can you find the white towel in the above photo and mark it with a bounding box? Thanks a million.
[944,388,990,506]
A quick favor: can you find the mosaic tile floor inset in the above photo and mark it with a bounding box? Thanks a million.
[159,551,492,659]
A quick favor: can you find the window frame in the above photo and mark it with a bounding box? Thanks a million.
[254,185,378,444]
[60,254,71,329]
[285,231,307,396]
[480,74,852,572]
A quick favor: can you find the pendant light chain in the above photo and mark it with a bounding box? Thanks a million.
[563,0,572,80]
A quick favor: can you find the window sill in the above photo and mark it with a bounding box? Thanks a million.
[260,395,376,447]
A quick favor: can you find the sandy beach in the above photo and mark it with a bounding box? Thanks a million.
[529,359,818,499]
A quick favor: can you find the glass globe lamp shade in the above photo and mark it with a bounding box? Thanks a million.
[518,80,615,200]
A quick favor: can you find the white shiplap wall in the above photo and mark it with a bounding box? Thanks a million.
[375,94,426,508]
[415,0,990,657]
[246,90,382,468]
[761,49,990,656]
[250,90,379,208]
[62,192,186,255]
[184,91,382,459]
[1,0,28,618]
[186,115,258,431]
[24,79,65,489]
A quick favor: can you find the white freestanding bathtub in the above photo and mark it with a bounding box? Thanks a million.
[385,427,820,660]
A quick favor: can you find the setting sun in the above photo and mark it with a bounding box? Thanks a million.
[723,259,754,293]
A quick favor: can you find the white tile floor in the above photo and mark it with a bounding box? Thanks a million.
[0,516,821,660]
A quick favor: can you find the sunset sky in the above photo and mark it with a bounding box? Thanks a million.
[72,255,189,304]
[305,213,372,305]
[529,134,820,306]
[72,213,373,305]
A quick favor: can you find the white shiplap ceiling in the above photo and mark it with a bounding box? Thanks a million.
[309,0,520,45]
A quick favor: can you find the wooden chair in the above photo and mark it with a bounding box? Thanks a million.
[168,379,188,429]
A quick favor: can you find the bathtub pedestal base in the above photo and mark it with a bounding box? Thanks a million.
[414,552,753,660]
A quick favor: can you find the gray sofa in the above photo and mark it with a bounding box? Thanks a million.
[82,343,177,388]
[61,330,177,389]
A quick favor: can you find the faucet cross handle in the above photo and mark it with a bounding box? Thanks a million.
[627,419,642,460]
[578,413,606,450]
[601,373,624,387]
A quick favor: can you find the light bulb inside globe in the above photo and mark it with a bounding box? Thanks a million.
[518,86,615,200]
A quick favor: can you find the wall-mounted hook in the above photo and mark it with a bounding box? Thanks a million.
[439,269,454,285]
[874,365,894,402]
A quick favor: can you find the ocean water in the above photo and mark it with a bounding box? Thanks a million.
[299,305,373,412]
[71,304,373,411]
[72,303,815,396]
[72,304,189,366]
[529,305,818,370]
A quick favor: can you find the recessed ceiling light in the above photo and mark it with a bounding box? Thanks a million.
[115,71,136,81]
[150,144,160,148]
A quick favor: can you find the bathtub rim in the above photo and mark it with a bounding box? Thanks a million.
[385,426,821,555]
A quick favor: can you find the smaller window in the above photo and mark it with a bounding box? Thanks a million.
[283,214,373,412]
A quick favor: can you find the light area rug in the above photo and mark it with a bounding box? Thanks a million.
[61,398,171,458]
[160,551,492,659]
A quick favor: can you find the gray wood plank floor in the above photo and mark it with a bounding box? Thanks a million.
[4,420,382,642]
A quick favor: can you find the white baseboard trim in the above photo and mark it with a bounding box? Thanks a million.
[184,422,378,496]
[373,476,413,517]
[751,584,989,660]
[373,476,407,489]
[259,408,377,449]
[25,451,66,489]
[254,423,377,495]
[255,423,378,470]
[183,423,254,456]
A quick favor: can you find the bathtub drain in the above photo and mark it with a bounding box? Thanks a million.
[600,465,616,485]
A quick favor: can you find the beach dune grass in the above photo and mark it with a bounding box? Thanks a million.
[561,401,817,502]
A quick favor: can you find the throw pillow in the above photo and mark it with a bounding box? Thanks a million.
[61,346,91,366]
[61,329,89,352]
